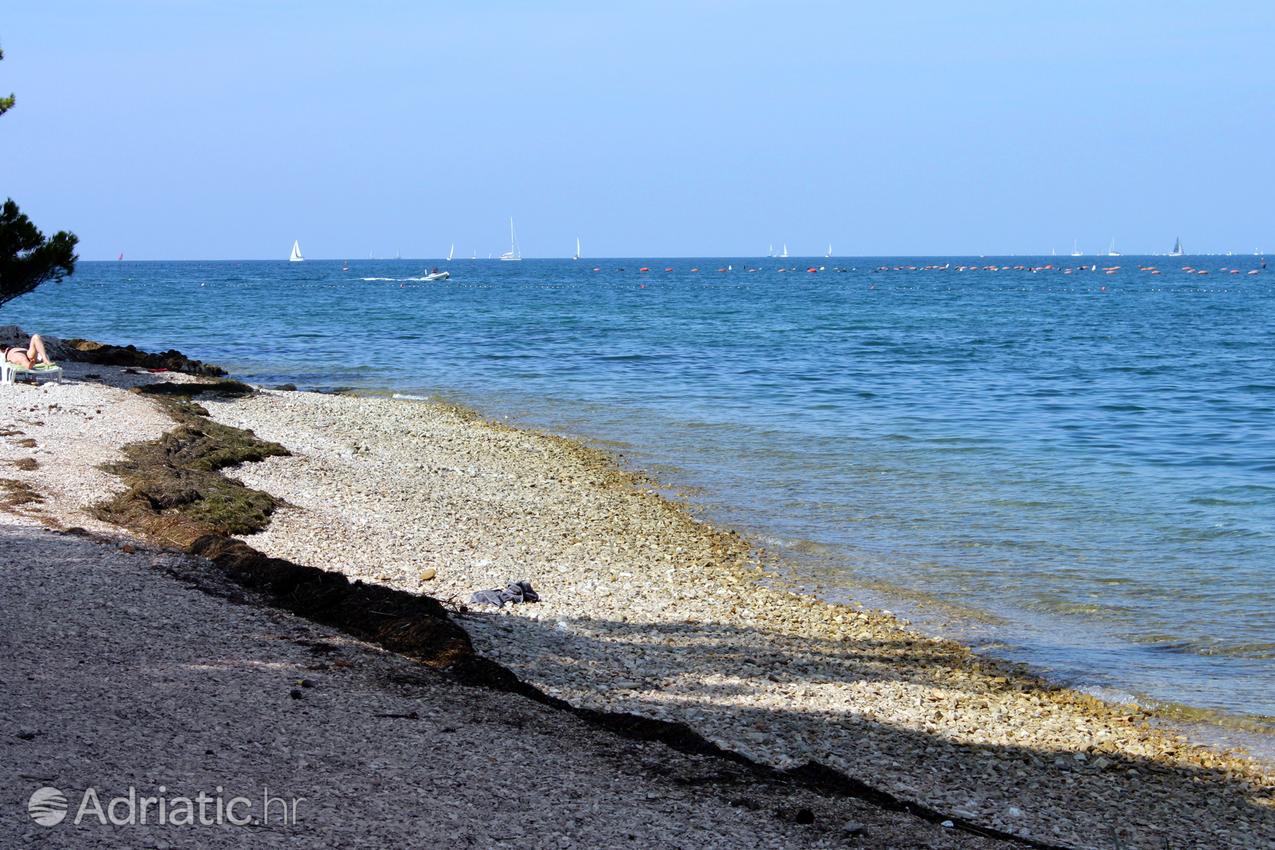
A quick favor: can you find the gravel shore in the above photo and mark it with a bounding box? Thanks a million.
[1,367,1020,849]
[199,386,1274,850]
[4,368,1273,848]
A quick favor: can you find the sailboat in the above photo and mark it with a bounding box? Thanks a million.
[447,244,455,262]
[289,240,304,262]
[1106,238,1121,257]
[499,218,522,261]
[471,249,477,260]
[1169,237,1184,257]
[342,259,349,272]
[572,237,582,261]
[1071,239,1083,257]
[768,244,775,258]
[825,244,832,259]
[780,243,789,259]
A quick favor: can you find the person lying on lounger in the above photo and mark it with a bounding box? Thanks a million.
[4,333,53,369]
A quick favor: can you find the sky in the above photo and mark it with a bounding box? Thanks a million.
[1,1,1272,260]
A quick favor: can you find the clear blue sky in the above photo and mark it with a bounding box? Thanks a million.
[2,1,1272,259]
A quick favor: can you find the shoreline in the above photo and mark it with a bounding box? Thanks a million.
[5,366,1000,850]
[3,348,1272,848]
[350,384,1275,757]
[196,380,1271,848]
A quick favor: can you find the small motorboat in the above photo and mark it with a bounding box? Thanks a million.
[423,270,450,281]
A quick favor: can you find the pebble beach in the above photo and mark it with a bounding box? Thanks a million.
[2,364,1021,849]
[3,363,1273,849]
[198,386,1274,849]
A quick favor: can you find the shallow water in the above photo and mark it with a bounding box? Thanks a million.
[8,256,1273,735]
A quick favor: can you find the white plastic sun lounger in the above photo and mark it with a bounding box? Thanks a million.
[1,361,63,385]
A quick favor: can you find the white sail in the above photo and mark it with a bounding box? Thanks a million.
[572,236,582,260]
[499,217,522,261]
[1071,239,1082,257]
[1107,238,1120,257]
[447,244,454,261]
[825,243,832,258]
[289,240,304,262]
[781,243,789,258]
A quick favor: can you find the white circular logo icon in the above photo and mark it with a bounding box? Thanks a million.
[27,786,68,826]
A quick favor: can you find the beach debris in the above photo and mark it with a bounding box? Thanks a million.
[469,580,539,608]
[419,567,437,582]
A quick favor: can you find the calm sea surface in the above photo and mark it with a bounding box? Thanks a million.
[7,257,1273,736]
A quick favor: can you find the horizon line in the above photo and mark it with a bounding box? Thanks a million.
[82,252,1267,263]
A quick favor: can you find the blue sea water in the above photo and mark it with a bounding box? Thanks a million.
[6,257,1273,735]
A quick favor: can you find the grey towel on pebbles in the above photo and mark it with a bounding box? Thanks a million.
[469,580,540,607]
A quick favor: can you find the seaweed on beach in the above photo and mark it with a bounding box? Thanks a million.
[187,535,474,670]
[137,379,255,399]
[94,386,289,545]
[94,381,481,671]
[0,478,43,508]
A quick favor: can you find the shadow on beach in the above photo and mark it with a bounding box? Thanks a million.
[455,608,1275,850]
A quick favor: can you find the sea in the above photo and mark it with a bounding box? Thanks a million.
[7,256,1273,751]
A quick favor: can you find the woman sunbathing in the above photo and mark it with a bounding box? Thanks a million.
[4,333,52,369]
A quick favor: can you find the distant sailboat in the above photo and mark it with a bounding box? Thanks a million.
[289,240,304,262]
[499,218,522,261]
[768,244,775,258]
[1071,239,1083,257]
[1106,238,1120,257]
[825,244,832,259]
[780,243,789,259]
[342,259,349,272]
[471,249,477,260]
[572,237,582,261]
[117,252,124,261]
[447,244,455,262]
[1169,237,1184,257]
